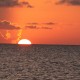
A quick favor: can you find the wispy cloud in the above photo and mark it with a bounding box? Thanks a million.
[41,27,53,29]
[0,21,21,30]
[27,22,39,25]
[56,0,80,6]
[6,30,11,39]
[0,30,11,40]
[26,22,55,25]
[25,26,53,30]
[25,22,56,30]
[0,0,33,8]
[0,31,7,40]
[25,25,39,29]
[17,29,22,41]
[43,22,55,25]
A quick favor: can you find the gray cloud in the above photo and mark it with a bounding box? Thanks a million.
[25,25,39,29]
[25,22,56,29]
[27,22,55,25]
[25,25,53,30]
[44,22,55,25]
[0,21,21,30]
[56,0,80,5]
[0,0,33,8]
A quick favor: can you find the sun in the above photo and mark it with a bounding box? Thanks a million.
[18,39,31,45]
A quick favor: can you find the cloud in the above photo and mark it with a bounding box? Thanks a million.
[26,22,55,25]
[25,25,39,29]
[6,30,11,39]
[0,31,7,40]
[0,0,33,8]
[25,22,56,29]
[17,29,22,41]
[0,32,11,43]
[41,27,53,29]
[25,25,53,30]
[0,30,11,40]
[43,22,55,25]
[56,0,80,6]
[27,22,39,25]
[0,21,21,30]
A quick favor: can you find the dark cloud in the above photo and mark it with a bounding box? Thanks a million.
[56,0,80,6]
[25,22,56,29]
[44,22,55,25]
[0,21,21,30]
[25,25,39,29]
[0,0,33,8]
[27,22,55,25]
[25,25,53,30]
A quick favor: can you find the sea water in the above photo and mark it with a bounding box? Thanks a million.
[0,44,80,80]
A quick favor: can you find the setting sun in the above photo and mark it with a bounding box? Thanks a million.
[18,39,31,45]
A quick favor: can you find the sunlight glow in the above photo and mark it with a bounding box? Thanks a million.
[18,39,31,44]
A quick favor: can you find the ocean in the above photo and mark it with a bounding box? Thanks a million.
[0,44,80,80]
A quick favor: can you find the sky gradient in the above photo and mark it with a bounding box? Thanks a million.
[0,0,80,45]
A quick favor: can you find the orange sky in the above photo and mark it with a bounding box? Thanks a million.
[0,0,80,45]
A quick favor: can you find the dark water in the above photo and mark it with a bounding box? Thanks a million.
[0,44,80,80]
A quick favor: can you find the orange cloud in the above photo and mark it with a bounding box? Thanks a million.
[0,31,6,40]
[17,29,22,41]
[0,30,11,40]
[41,27,53,29]
[6,30,11,39]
